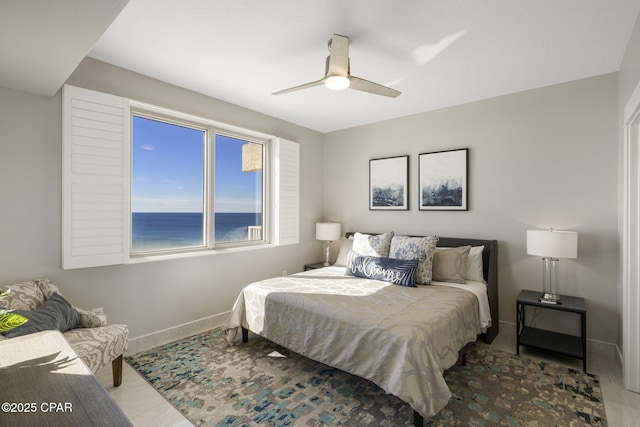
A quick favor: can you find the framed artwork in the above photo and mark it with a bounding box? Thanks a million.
[369,155,409,210]
[419,148,468,211]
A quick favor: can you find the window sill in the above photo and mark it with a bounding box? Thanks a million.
[128,242,275,264]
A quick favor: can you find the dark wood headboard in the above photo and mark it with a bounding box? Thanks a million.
[344,232,499,344]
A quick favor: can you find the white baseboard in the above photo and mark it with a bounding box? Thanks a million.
[126,311,231,355]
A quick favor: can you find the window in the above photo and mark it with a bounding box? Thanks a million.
[130,113,268,254]
[131,115,206,252]
[214,135,264,244]
[62,84,298,269]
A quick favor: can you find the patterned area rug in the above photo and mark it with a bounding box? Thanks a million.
[126,328,607,426]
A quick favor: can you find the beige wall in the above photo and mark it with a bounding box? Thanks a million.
[323,73,619,344]
[0,55,628,347]
[0,58,325,339]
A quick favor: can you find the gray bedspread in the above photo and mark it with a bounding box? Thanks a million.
[225,266,481,417]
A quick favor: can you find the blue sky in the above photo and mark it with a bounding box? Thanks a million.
[132,116,262,213]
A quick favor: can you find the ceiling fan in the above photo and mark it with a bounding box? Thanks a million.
[273,34,401,98]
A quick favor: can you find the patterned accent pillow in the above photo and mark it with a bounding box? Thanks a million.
[389,235,439,284]
[346,251,419,287]
[433,246,472,283]
[0,281,46,311]
[35,279,61,300]
[352,232,394,257]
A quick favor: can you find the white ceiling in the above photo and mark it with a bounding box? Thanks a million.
[2,1,639,133]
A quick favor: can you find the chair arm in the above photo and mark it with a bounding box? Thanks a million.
[75,308,108,328]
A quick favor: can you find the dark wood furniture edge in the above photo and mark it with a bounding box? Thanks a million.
[414,410,424,426]
[0,331,133,426]
[112,354,123,387]
[304,261,326,271]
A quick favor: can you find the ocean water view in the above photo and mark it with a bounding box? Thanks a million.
[132,212,262,251]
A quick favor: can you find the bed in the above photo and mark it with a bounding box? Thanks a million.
[225,233,498,425]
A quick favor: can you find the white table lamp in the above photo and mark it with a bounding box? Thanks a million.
[316,222,342,266]
[527,228,578,304]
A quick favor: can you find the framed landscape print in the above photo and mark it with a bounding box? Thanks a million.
[369,155,409,210]
[419,148,468,211]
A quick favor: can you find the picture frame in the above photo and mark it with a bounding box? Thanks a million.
[369,155,409,210]
[418,148,468,211]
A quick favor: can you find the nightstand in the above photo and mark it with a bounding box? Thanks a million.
[304,262,326,271]
[516,289,587,372]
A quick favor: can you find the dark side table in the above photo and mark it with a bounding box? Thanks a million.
[304,262,326,271]
[516,289,587,372]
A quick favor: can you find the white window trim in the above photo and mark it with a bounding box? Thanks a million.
[62,85,299,269]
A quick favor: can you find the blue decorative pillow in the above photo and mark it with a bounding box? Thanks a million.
[346,251,419,287]
[1,293,80,338]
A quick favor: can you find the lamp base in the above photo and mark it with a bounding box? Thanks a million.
[539,257,562,304]
[538,292,562,304]
[323,241,331,267]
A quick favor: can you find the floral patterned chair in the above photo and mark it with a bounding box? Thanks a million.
[0,279,128,386]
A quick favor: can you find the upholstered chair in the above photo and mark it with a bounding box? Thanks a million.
[0,279,128,386]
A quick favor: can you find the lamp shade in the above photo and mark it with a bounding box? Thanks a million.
[527,229,578,259]
[316,222,341,241]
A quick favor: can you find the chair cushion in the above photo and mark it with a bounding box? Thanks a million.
[1,294,80,338]
[64,324,129,373]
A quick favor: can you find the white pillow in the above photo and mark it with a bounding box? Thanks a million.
[466,245,485,282]
[352,232,394,257]
[333,238,354,267]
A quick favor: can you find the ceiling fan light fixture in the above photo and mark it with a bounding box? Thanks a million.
[273,34,400,98]
[325,75,350,91]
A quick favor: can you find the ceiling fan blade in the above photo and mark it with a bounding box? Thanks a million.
[328,34,349,77]
[272,78,325,95]
[349,76,401,98]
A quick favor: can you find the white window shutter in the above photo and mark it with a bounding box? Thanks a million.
[273,138,299,246]
[62,85,130,269]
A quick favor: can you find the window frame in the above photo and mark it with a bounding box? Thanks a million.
[130,110,208,255]
[130,105,271,256]
[209,128,269,250]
